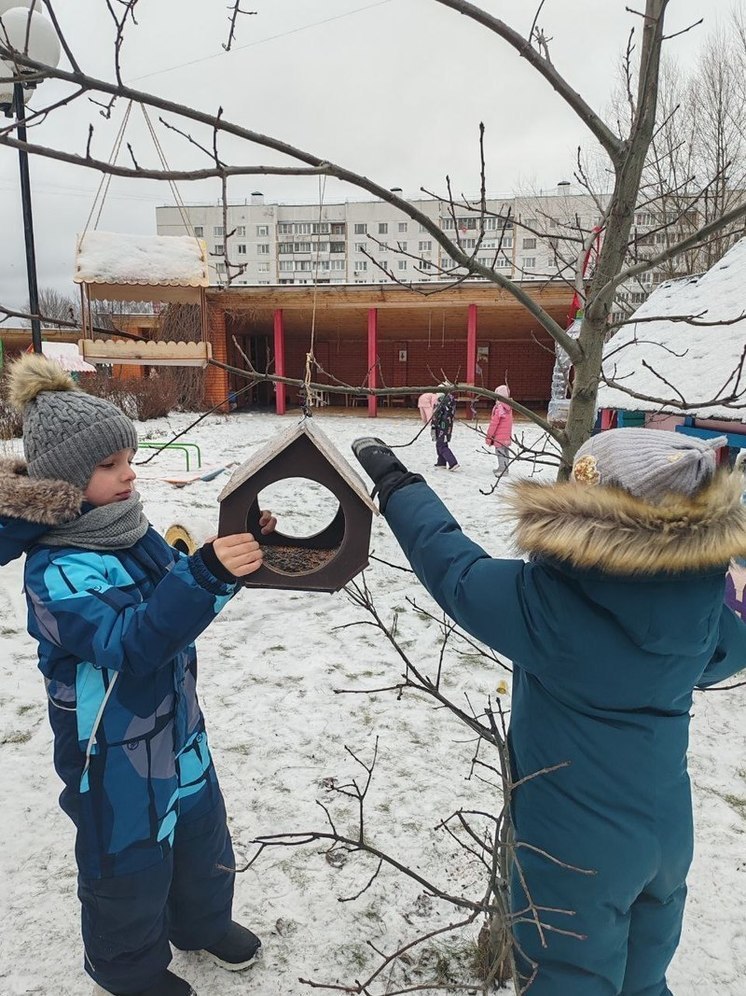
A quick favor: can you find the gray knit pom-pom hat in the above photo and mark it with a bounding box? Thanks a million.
[571,427,727,503]
[7,353,138,489]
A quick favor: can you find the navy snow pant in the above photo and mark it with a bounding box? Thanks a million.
[79,792,235,995]
[435,432,457,468]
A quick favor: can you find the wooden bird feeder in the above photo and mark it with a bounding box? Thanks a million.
[74,231,212,366]
[218,421,378,593]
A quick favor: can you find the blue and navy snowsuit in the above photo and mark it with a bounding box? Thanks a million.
[0,462,240,995]
[380,476,746,996]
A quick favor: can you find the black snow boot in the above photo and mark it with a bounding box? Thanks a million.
[203,921,262,971]
[94,970,197,996]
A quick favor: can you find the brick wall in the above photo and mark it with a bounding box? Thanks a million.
[205,303,229,410]
[283,336,554,404]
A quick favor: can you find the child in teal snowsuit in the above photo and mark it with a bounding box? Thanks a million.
[352,428,746,996]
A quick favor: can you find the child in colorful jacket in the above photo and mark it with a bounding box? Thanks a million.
[485,384,513,478]
[0,355,274,996]
[431,385,459,471]
[351,428,746,996]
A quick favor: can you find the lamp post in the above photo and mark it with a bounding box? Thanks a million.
[0,1,61,354]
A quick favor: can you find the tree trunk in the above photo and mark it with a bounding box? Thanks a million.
[559,0,669,478]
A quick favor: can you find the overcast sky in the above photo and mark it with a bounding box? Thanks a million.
[0,0,724,308]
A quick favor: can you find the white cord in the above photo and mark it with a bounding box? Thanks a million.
[82,671,120,778]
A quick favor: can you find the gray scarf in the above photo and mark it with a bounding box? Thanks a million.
[41,492,149,550]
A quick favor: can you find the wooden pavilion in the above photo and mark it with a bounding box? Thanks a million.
[204,280,574,416]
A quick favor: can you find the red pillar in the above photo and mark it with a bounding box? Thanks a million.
[367,307,378,418]
[273,308,286,415]
[466,303,478,408]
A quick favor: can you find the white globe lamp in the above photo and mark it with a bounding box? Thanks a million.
[0,5,61,70]
[0,1,33,13]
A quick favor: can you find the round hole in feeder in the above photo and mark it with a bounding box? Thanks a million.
[254,476,343,577]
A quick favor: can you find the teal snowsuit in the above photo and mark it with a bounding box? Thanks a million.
[381,475,746,995]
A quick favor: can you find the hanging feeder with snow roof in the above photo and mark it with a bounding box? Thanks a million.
[74,231,212,367]
[218,420,378,593]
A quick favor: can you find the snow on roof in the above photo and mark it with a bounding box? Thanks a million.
[218,420,379,514]
[41,341,96,373]
[598,239,746,421]
[74,231,209,289]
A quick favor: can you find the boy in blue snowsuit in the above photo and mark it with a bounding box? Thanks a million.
[352,429,746,996]
[0,354,274,996]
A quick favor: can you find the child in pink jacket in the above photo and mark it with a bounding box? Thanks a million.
[485,384,513,477]
[417,392,438,425]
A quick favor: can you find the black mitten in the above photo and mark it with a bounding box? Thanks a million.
[352,437,424,512]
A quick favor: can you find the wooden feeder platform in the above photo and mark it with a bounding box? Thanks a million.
[218,420,378,593]
[74,231,211,365]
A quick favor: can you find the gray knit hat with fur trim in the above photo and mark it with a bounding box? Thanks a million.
[7,354,138,489]
[572,428,727,502]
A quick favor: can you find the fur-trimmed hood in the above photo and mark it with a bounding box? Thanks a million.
[0,458,83,564]
[506,470,746,576]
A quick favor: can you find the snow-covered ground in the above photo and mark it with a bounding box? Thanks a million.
[0,410,743,995]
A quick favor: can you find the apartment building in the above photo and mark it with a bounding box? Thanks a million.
[156,187,744,324]
[155,186,601,287]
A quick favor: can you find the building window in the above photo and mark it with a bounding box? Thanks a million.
[331,222,345,235]
[398,260,407,271]
[495,256,512,269]
[295,260,311,271]
[295,222,312,234]
[279,260,293,272]
[313,242,329,254]
[295,241,312,253]
[418,240,432,251]
[354,260,368,272]
[278,242,293,254]
[378,222,388,234]
[258,261,270,272]
[235,225,246,237]
[419,259,432,270]
[194,226,204,237]
[278,222,293,234]
[257,244,270,255]
[397,241,408,252]
[525,218,538,228]
[330,241,345,253]
[379,242,388,253]
[213,226,224,237]
[441,218,455,230]
[312,222,330,234]
[522,238,537,249]
[354,223,367,234]
[463,238,477,249]
[331,259,345,270]
[256,225,269,236]
[318,260,330,271]
[635,211,653,226]
[355,242,367,252]
[213,243,224,255]
[215,262,226,274]
[398,222,408,233]
[523,257,536,269]
[279,278,295,284]
[237,244,247,254]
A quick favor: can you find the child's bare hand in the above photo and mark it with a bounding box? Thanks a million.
[259,509,277,534]
[212,533,264,577]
